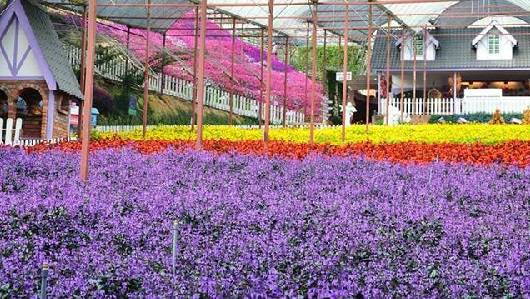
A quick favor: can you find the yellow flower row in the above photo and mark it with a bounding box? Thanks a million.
[96,124,530,144]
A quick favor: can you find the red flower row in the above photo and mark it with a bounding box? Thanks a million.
[28,139,530,167]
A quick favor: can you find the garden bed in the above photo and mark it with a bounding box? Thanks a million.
[0,148,528,297]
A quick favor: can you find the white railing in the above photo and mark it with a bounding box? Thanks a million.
[463,96,530,114]
[379,96,530,115]
[95,123,337,134]
[379,97,461,115]
[66,46,306,125]
[0,118,22,146]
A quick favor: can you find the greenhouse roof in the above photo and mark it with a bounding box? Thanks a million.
[32,0,530,42]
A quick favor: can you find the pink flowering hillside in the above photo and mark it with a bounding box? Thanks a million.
[66,11,324,115]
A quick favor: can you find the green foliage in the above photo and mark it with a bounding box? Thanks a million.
[428,113,523,124]
[97,112,258,126]
[290,45,365,79]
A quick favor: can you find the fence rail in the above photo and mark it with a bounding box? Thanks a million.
[94,123,338,134]
[66,46,306,125]
[379,96,530,116]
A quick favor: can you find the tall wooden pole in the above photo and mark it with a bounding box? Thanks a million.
[412,32,417,115]
[125,26,130,78]
[385,14,392,125]
[322,29,327,90]
[341,2,349,142]
[304,23,309,117]
[191,6,199,130]
[195,0,208,149]
[77,5,87,139]
[259,28,264,128]
[309,2,318,144]
[264,0,274,142]
[282,36,289,127]
[365,3,373,132]
[160,32,166,94]
[142,0,151,139]
[79,0,97,181]
[422,26,428,115]
[229,17,236,125]
[399,27,405,122]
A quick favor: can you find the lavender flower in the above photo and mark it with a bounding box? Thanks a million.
[0,148,528,297]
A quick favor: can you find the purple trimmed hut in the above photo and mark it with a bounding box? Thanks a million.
[0,0,82,139]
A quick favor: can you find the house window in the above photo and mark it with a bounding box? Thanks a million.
[488,35,500,55]
[413,34,424,56]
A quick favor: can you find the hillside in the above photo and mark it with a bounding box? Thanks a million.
[94,77,258,126]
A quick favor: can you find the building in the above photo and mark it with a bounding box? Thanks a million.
[371,0,530,116]
[0,0,82,139]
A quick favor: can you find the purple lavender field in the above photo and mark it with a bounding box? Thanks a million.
[0,148,529,297]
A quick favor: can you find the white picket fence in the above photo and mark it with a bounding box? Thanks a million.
[0,117,68,147]
[0,118,22,146]
[95,123,335,134]
[66,46,306,125]
[379,96,530,115]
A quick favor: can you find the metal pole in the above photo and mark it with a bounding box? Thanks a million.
[385,14,392,125]
[264,0,274,142]
[399,27,405,122]
[341,2,349,142]
[422,26,428,115]
[77,5,87,139]
[259,28,264,128]
[322,29,327,93]
[229,17,236,125]
[191,6,199,130]
[282,36,289,127]
[80,0,97,181]
[142,0,151,139]
[453,71,457,113]
[304,22,309,118]
[412,32,417,115]
[39,263,48,299]
[365,3,373,132]
[161,32,166,94]
[125,26,130,78]
[309,3,318,144]
[195,0,208,149]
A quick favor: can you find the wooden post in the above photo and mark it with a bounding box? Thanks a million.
[322,29,327,93]
[77,5,87,139]
[365,3,373,132]
[385,14,392,125]
[160,32,166,94]
[259,28,264,128]
[142,0,151,139]
[264,0,274,142]
[422,26,428,115]
[79,0,97,181]
[399,27,405,121]
[309,2,318,144]
[191,6,199,130]
[125,26,130,78]
[412,32,417,115]
[304,22,309,118]
[341,2,349,142]
[282,36,289,127]
[195,0,208,149]
[229,17,236,125]
[453,71,457,113]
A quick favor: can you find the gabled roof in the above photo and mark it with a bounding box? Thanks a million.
[0,0,83,99]
[372,27,530,72]
[472,20,518,47]
[395,29,440,49]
